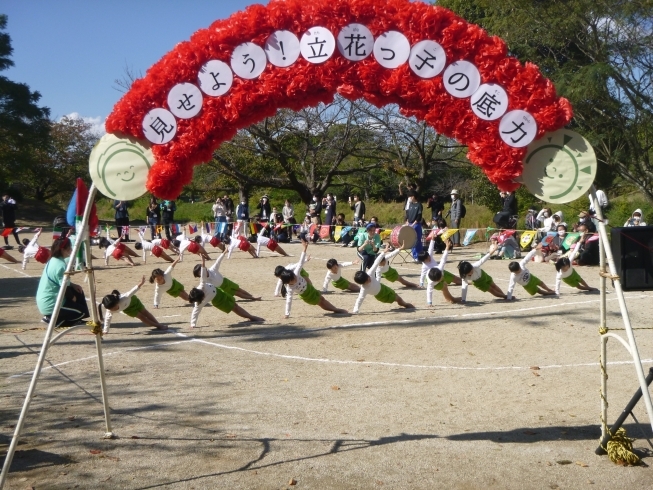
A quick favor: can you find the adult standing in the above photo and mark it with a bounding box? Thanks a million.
[355,223,382,271]
[310,194,322,225]
[235,197,250,237]
[282,199,296,224]
[212,197,227,237]
[160,200,176,240]
[427,193,444,221]
[398,182,417,220]
[146,198,161,240]
[446,190,463,246]
[114,200,130,240]
[323,193,336,240]
[1,194,20,245]
[589,189,609,228]
[405,192,424,260]
[257,195,272,223]
[349,194,366,226]
[36,237,90,326]
[222,194,234,236]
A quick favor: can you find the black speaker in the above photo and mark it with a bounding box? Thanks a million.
[610,227,653,291]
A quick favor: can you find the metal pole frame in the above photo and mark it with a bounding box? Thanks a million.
[0,184,114,489]
[590,186,653,441]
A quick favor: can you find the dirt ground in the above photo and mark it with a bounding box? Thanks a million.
[1,232,653,489]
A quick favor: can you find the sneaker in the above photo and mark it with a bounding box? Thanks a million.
[41,316,50,324]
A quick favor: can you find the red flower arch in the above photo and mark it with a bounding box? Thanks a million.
[106,0,573,199]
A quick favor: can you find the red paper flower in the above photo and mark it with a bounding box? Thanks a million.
[106,0,572,199]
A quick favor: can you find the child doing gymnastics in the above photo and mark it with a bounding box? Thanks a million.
[279,241,347,318]
[20,228,50,269]
[149,258,190,308]
[256,225,290,257]
[555,242,599,294]
[352,246,415,313]
[322,259,360,293]
[458,247,507,303]
[192,252,261,300]
[274,256,312,296]
[99,276,168,333]
[189,257,264,326]
[135,230,174,264]
[506,248,556,300]
[418,237,462,288]
[194,233,226,252]
[227,234,258,259]
[376,242,419,288]
[426,241,461,305]
[174,227,210,261]
[99,232,138,266]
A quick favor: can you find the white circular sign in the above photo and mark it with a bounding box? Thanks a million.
[521,129,597,204]
[499,110,538,148]
[300,27,336,64]
[198,60,233,97]
[167,83,203,119]
[373,31,410,69]
[89,132,153,200]
[231,42,267,79]
[337,23,374,62]
[142,108,177,145]
[408,40,447,78]
[470,83,509,121]
[443,61,481,98]
[265,30,301,68]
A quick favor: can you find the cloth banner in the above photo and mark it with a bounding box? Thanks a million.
[138,226,147,234]
[319,225,330,239]
[379,229,392,240]
[1,228,13,237]
[440,229,458,241]
[520,231,536,248]
[156,225,164,235]
[189,224,198,234]
[587,233,599,243]
[562,232,581,249]
[205,222,211,233]
[309,224,317,236]
[334,226,343,242]
[463,229,478,246]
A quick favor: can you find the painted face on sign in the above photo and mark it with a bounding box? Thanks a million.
[89,133,153,200]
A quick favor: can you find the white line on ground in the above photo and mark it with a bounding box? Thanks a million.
[0,263,34,278]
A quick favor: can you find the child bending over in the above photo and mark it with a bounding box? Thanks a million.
[149,258,190,308]
[555,242,599,294]
[352,248,414,313]
[506,248,556,300]
[458,250,507,303]
[136,231,174,264]
[192,252,261,300]
[376,242,419,288]
[99,276,168,333]
[322,259,360,293]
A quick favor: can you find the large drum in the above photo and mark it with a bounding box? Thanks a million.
[390,225,417,250]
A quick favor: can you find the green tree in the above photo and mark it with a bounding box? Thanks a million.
[439,0,653,202]
[0,14,50,188]
[23,116,98,201]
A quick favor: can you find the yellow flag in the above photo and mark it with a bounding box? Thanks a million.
[156,225,163,235]
[440,229,458,240]
[520,231,536,248]
[334,226,343,242]
[379,229,392,240]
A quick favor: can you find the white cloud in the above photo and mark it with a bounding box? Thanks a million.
[62,112,106,136]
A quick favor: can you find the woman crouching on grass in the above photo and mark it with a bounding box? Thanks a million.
[98,276,168,334]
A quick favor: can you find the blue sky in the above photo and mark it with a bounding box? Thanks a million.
[3,0,268,132]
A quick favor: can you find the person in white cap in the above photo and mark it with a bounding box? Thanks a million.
[445,190,463,246]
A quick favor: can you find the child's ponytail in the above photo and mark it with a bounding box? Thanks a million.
[149,269,164,284]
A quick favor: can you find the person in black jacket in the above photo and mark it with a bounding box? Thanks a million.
[160,200,177,240]
[146,200,161,240]
[493,191,518,229]
[427,193,444,221]
[2,195,20,245]
[257,195,272,222]
[406,192,424,260]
